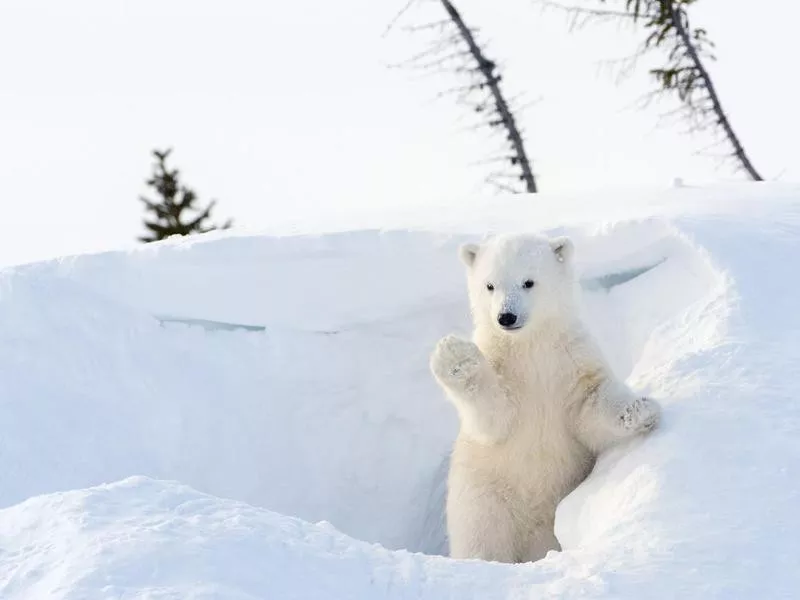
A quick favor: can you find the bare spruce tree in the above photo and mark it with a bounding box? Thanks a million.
[540,0,763,180]
[139,149,232,243]
[389,0,538,193]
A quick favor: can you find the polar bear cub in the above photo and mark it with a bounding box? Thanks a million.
[430,233,660,563]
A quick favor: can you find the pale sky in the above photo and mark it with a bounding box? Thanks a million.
[1,0,796,266]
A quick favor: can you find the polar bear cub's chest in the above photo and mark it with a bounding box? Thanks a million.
[487,351,593,491]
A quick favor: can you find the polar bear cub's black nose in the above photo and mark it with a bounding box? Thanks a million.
[498,312,517,327]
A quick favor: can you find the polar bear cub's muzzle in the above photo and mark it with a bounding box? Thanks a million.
[496,292,527,331]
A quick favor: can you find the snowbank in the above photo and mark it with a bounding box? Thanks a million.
[1,184,799,598]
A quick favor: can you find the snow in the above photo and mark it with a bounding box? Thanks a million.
[1,183,800,598]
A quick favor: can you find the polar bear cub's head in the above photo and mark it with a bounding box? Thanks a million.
[460,233,576,334]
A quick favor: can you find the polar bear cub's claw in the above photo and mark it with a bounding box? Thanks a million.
[430,335,486,385]
[620,396,661,434]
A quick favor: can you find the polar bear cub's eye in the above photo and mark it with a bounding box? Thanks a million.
[523,279,535,289]
[486,283,495,292]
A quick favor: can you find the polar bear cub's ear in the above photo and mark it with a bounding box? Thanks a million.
[550,236,574,263]
[460,243,481,267]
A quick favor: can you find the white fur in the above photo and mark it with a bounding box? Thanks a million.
[431,233,660,563]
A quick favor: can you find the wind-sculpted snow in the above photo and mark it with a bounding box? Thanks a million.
[1,186,799,598]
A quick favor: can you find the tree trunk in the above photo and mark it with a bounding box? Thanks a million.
[440,0,538,192]
[667,1,763,181]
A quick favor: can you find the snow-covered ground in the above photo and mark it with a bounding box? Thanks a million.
[1,184,799,598]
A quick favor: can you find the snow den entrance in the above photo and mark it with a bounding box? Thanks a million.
[0,222,725,557]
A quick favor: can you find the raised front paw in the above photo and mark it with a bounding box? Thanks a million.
[430,335,486,386]
[620,397,661,434]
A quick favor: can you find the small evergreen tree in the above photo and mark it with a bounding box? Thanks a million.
[139,148,232,243]
[540,0,763,180]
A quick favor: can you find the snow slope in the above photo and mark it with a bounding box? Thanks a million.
[1,184,799,598]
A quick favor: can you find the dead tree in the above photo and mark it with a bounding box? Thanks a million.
[541,0,763,181]
[388,0,539,193]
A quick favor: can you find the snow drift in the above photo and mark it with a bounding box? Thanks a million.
[1,184,799,598]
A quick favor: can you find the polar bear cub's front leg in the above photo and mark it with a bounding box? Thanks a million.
[574,376,661,453]
[430,335,516,444]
